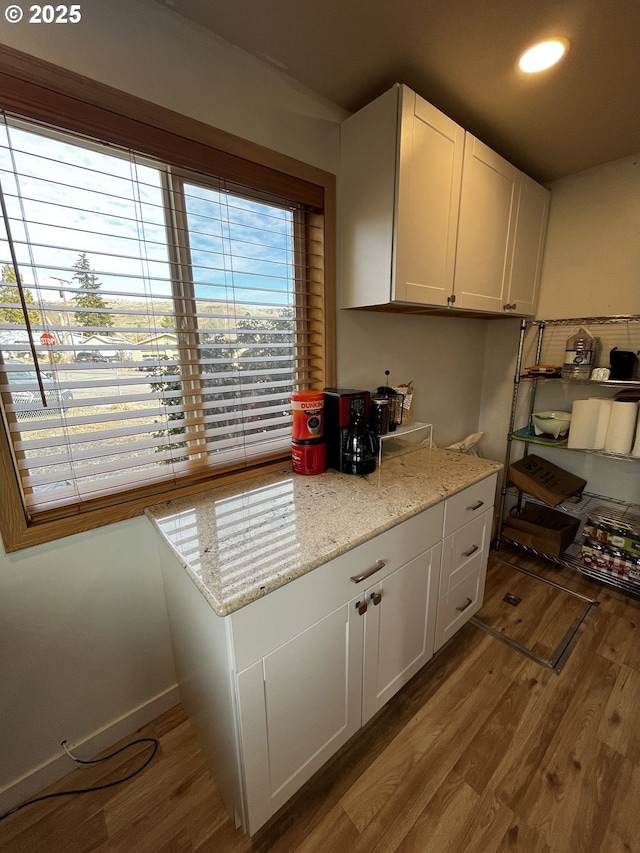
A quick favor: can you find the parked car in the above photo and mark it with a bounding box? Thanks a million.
[137,356,175,373]
[4,370,73,420]
[75,350,108,363]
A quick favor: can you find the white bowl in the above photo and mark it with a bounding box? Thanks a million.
[531,410,572,439]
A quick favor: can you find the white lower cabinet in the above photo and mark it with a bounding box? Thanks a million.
[435,475,496,651]
[435,561,487,650]
[233,510,443,834]
[236,601,363,833]
[361,544,441,723]
[159,474,497,836]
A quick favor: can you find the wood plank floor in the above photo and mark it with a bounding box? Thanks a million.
[2,548,639,852]
[473,556,597,668]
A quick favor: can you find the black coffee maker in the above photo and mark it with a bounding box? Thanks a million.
[324,388,373,472]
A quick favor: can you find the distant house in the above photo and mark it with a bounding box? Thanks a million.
[136,333,178,362]
[76,333,133,361]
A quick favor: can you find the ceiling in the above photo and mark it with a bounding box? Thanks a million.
[156,0,639,183]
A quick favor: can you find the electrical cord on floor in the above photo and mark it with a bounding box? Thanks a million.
[0,736,159,822]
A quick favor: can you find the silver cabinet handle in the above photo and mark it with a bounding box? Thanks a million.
[462,544,479,558]
[350,559,387,584]
[356,600,368,615]
[455,597,473,613]
[466,500,484,511]
[370,591,382,606]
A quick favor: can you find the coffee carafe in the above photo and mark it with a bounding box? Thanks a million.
[343,410,378,475]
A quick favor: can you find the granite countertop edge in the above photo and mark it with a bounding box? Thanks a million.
[146,449,502,617]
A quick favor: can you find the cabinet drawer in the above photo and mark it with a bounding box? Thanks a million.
[434,566,485,652]
[443,474,496,538]
[440,509,490,596]
[231,502,444,671]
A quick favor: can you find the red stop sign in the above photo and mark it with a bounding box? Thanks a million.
[40,332,55,346]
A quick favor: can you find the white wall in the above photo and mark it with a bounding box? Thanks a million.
[0,0,345,173]
[479,155,640,506]
[0,519,178,813]
[336,309,489,448]
[536,155,640,320]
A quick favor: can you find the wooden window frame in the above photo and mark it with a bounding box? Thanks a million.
[0,47,336,552]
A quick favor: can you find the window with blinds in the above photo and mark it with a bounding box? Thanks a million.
[0,114,327,520]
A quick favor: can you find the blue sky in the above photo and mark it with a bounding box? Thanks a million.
[185,182,295,307]
[0,119,296,311]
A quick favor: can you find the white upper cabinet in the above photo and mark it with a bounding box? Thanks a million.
[453,136,518,312]
[340,84,550,317]
[506,173,550,316]
[394,90,465,306]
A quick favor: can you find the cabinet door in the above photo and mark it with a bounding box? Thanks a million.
[454,135,518,312]
[434,561,487,652]
[443,474,497,538]
[394,89,465,306]
[505,174,550,316]
[361,543,441,725]
[235,601,362,834]
[340,85,401,309]
[440,509,490,595]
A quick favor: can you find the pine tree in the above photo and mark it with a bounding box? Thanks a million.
[149,308,296,461]
[0,264,40,325]
[1,264,16,282]
[71,253,113,330]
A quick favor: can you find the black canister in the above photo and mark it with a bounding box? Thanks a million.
[376,385,404,431]
[609,348,638,380]
[371,396,390,435]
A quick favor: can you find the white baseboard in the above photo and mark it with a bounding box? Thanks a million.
[0,684,181,819]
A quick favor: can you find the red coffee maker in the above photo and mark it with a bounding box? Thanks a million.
[323,388,371,472]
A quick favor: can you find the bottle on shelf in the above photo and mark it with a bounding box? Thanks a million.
[561,327,596,379]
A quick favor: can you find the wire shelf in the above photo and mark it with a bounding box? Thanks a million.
[497,315,640,601]
[498,534,640,599]
[529,315,640,327]
[510,429,640,463]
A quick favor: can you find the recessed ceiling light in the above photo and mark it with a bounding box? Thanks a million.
[518,38,569,73]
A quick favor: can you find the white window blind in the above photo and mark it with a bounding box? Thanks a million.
[0,115,325,517]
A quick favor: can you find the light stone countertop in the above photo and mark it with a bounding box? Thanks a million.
[146,447,502,616]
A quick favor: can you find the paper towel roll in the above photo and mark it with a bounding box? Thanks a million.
[604,401,637,455]
[592,398,614,449]
[631,404,640,458]
[568,399,601,449]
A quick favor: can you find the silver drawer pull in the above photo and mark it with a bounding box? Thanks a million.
[455,597,473,613]
[462,544,479,558]
[350,559,387,584]
[466,500,484,511]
